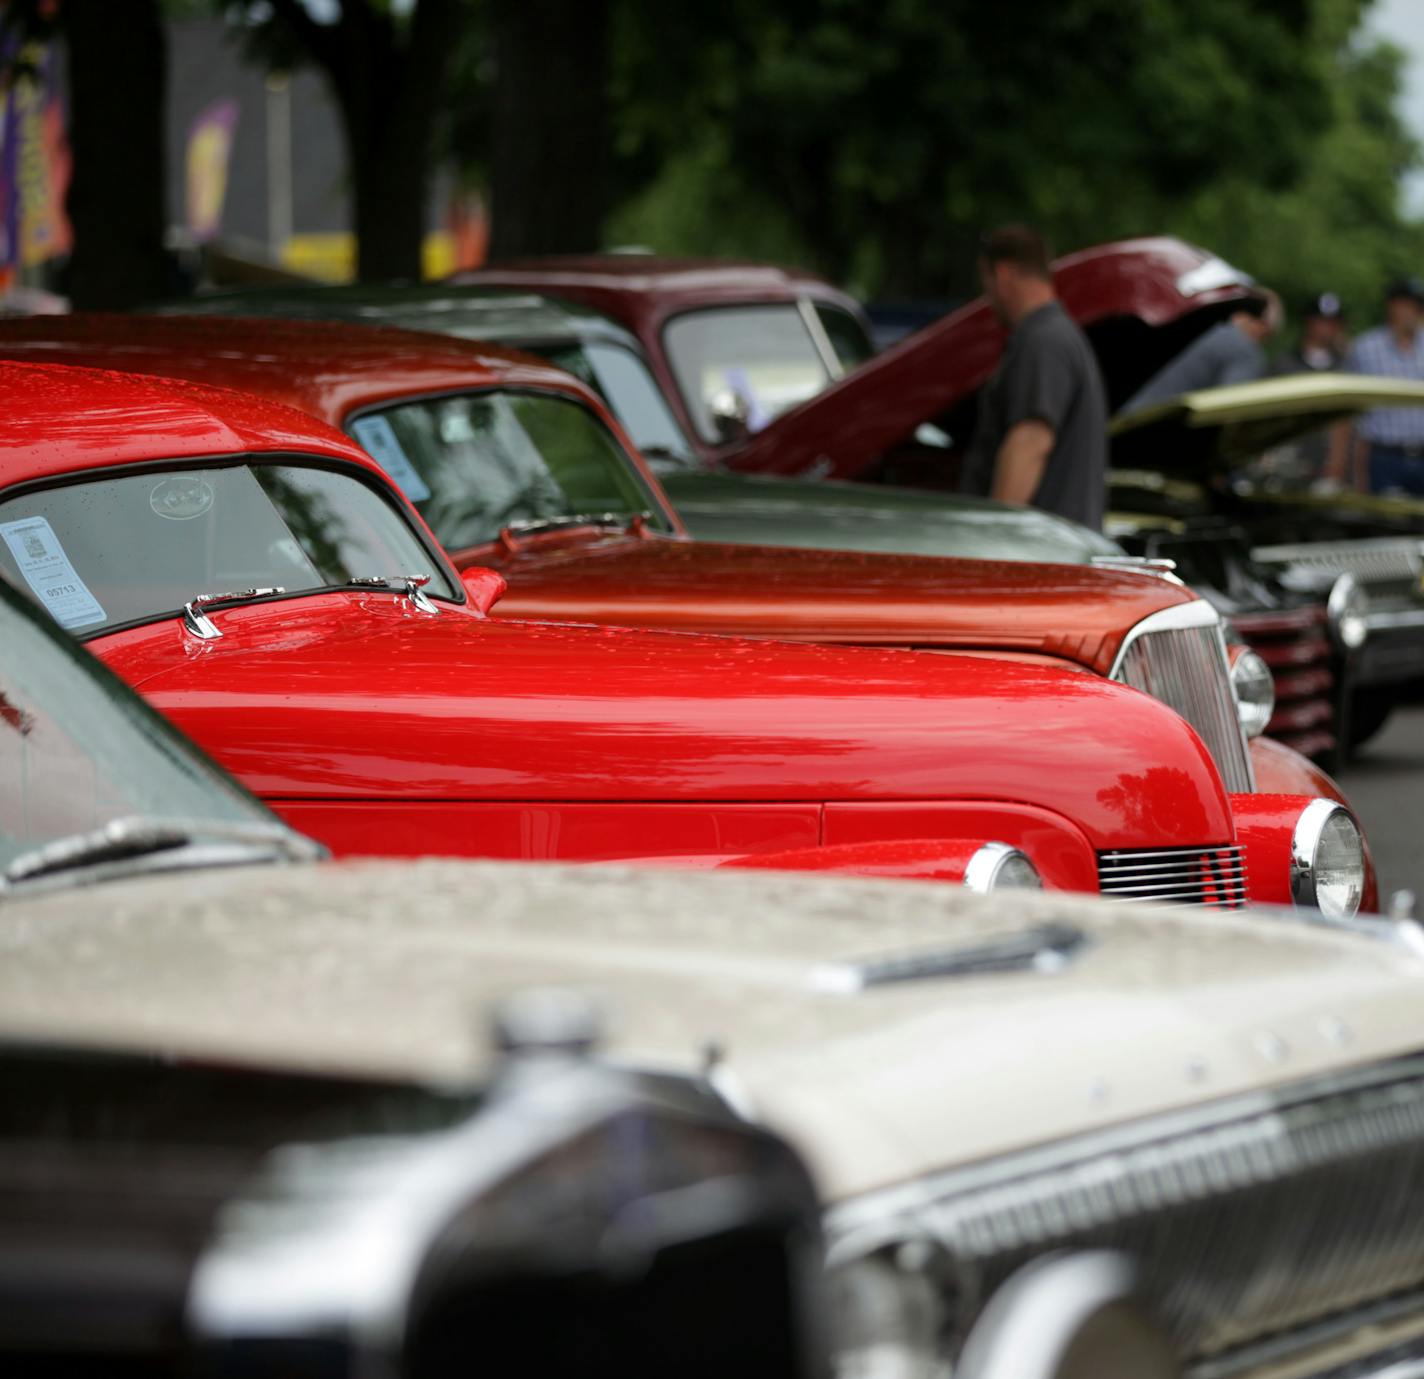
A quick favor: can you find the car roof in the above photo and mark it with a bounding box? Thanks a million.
[0,359,383,483]
[455,254,866,334]
[166,284,641,352]
[0,312,610,431]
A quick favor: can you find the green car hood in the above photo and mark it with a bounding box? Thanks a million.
[660,469,1123,563]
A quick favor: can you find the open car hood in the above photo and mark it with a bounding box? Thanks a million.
[722,237,1258,480]
[1110,374,1424,476]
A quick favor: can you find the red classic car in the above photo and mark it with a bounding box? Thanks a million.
[0,312,1350,821]
[0,360,1369,913]
[456,244,1347,763]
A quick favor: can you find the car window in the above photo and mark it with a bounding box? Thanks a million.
[540,340,699,468]
[348,390,676,552]
[0,581,279,866]
[663,305,833,443]
[0,460,456,635]
[815,303,875,370]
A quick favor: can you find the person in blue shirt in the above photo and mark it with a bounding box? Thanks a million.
[1340,277,1424,494]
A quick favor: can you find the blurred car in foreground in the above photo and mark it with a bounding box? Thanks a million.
[0,360,1349,908]
[0,575,825,1378]
[6,569,1424,1377]
[0,313,1359,826]
[9,865,1424,1377]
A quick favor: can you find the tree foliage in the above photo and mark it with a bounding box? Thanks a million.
[603,0,1421,312]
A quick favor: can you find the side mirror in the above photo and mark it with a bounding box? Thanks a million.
[707,387,752,445]
[460,566,508,616]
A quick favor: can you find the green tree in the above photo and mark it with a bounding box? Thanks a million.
[606,0,1379,300]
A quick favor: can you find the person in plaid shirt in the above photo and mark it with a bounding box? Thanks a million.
[1342,277,1424,494]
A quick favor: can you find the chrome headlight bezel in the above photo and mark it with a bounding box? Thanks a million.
[1228,646,1275,740]
[963,843,1044,893]
[1290,798,1366,919]
[1327,573,1369,652]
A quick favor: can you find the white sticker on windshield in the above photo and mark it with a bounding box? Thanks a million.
[0,516,107,629]
[350,415,432,503]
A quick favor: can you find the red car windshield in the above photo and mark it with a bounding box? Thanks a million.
[0,459,457,635]
[346,390,676,552]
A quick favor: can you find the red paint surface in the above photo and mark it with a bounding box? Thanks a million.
[0,356,1303,900]
[0,315,1193,676]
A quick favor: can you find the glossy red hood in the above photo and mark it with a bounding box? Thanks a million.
[725,237,1258,479]
[91,592,1233,850]
[472,533,1193,675]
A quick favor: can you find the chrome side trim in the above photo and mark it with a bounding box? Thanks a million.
[808,923,1088,994]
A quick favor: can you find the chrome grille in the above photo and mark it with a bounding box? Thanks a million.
[1111,617,1256,793]
[830,1058,1424,1373]
[1253,537,1424,586]
[1098,844,1248,907]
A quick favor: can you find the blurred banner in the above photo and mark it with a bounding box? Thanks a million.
[186,97,239,243]
[0,40,72,288]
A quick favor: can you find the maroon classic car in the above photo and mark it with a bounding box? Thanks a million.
[0,358,1361,913]
[0,311,1354,824]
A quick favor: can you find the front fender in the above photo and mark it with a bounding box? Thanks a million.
[1229,792,1379,914]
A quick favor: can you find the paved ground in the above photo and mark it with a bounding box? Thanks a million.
[1337,704,1424,906]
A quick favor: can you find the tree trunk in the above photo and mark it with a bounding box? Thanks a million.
[350,107,431,281]
[62,0,169,309]
[489,0,609,258]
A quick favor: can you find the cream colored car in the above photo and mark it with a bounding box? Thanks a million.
[8,857,1424,1378]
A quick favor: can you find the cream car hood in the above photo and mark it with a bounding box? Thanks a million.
[3,860,1422,1203]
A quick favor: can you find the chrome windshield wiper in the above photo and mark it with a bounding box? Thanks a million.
[183,587,286,639]
[345,574,440,613]
[501,511,652,538]
[1,816,321,892]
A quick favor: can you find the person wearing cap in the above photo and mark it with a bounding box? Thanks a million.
[1338,277,1424,494]
[1273,293,1347,375]
[1118,290,1282,417]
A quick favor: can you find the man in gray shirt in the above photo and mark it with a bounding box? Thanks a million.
[1119,292,1280,416]
[959,225,1107,530]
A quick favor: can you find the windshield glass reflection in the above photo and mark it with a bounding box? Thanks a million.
[348,391,675,551]
[0,460,457,635]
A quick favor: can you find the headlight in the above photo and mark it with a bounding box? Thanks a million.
[1229,647,1275,739]
[1327,573,1369,651]
[1291,799,1365,919]
[963,843,1043,892]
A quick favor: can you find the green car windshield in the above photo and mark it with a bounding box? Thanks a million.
[538,339,700,470]
[346,390,677,552]
[0,459,458,636]
[0,579,287,871]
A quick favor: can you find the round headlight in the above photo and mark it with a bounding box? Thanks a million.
[1327,573,1369,651]
[1229,647,1275,740]
[964,843,1044,892]
[1291,799,1365,919]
